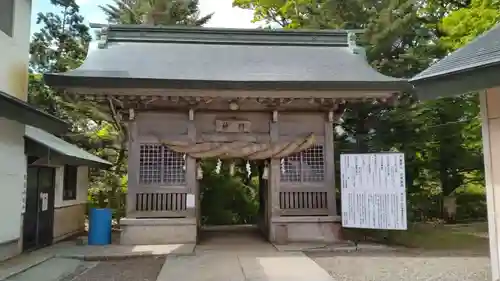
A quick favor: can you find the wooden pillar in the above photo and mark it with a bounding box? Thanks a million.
[480,90,500,280]
[324,111,337,216]
[126,117,138,216]
[269,111,280,219]
[186,109,197,219]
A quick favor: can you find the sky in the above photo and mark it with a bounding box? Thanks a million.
[31,0,259,32]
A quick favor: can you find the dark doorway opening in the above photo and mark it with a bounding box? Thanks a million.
[23,166,55,252]
[198,159,269,244]
[198,224,269,249]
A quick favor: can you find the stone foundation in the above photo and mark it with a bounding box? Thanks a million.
[0,239,21,262]
[120,217,197,245]
[269,216,342,244]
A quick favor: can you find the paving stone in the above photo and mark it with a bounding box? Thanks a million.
[156,253,246,281]
[239,252,334,281]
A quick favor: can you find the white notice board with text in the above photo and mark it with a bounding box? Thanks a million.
[340,153,407,230]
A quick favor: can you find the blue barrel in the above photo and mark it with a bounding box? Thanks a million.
[88,208,112,245]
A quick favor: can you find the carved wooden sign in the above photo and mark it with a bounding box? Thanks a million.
[215,119,251,133]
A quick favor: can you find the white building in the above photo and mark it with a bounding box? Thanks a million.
[0,0,110,261]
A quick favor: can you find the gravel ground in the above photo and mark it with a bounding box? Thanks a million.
[68,256,165,281]
[309,250,491,281]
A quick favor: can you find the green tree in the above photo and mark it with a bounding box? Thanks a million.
[29,0,92,122]
[29,0,128,218]
[99,0,213,25]
[425,0,499,221]
[234,0,488,223]
[440,0,500,49]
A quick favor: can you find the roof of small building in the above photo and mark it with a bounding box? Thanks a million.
[410,23,500,99]
[0,90,68,134]
[25,125,112,167]
[44,25,408,92]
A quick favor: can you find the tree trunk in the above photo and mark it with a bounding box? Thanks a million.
[443,195,457,223]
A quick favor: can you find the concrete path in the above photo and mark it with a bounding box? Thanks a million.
[0,241,194,280]
[157,228,334,281]
[5,258,93,281]
[157,251,334,281]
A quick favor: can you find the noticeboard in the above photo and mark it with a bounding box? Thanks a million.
[340,153,407,230]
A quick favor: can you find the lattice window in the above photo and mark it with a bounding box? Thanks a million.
[163,148,186,184]
[280,154,301,182]
[139,144,186,185]
[280,145,325,182]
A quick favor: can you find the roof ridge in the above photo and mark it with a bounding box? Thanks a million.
[93,23,354,48]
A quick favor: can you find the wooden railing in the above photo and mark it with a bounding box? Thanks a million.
[136,192,187,211]
[279,189,329,216]
[129,189,191,218]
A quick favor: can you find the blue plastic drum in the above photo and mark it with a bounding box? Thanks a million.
[88,208,112,245]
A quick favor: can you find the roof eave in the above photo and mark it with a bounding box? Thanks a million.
[68,157,113,168]
[410,63,500,100]
[45,73,410,92]
[410,59,500,83]
[25,126,112,168]
[0,91,68,134]
[49,151,112,168]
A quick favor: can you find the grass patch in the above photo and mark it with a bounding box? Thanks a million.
[390,225,488,250]
[343,222,489,252]
[443,222,488,234]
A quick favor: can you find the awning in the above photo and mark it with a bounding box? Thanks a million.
[0,90,68,134]
[25,125,112,168]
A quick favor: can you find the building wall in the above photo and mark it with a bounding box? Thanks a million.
[53,166,89,242]
[0,118,26,261]
[0,0,32,100]
[0,0,32,261]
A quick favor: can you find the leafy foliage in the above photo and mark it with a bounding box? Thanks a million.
[199,159,260,225]
[439,0,500,49]
[29,0,127,215]
[99,0,213,25]
[233,0,492,223]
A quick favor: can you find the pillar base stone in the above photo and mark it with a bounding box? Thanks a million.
[269,216,342,245]
[120,217,197,245]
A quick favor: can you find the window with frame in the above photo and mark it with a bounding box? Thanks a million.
[0,0,14,37]
[63,165,78,201]
[139,144,186,185]
[280,145,325,182]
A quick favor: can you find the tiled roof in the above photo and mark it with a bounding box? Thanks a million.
[45,25,407,92]
[411,23,500,82]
